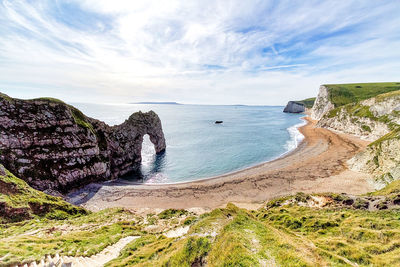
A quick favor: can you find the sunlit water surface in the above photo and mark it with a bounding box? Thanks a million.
[72,103,305,184]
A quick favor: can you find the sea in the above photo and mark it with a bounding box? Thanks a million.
[72,103,305,184]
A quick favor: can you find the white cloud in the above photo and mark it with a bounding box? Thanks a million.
[0,0,399,104]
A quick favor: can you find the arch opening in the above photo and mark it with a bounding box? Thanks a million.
[139,134,166,182]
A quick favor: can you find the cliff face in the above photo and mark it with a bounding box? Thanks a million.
[316,91,400,140]
[311,85,335,120]
[283,101,305,113]
[348,132,400,188]
[0,93,166,193]
[310,86,400,187]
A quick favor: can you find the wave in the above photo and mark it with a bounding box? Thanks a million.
[284,117,307,152]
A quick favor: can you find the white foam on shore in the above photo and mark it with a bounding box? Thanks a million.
[140,116,308,185]
[284,117,307,152]
[146,173,168,183]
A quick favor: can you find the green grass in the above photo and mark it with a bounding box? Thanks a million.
[2,166,400,266]
[323,88,400,150]
[369,127,400,147]
[258,205,400,266]
[324,82,400,107]
[69,105,95,133]
[0,93,66,105]
[326,100,398,129]
[29,97,66,104]
[0,92,12,101]
[157,209,188,220]
[163,237,211,266]
[375,90,400,102]
[368,180,400,196]
[297,97,316,108]
[0,92,95,133]
[0,208,141,265]
[0,165,88,223]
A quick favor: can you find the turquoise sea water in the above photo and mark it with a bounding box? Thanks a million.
[72,103,305,184]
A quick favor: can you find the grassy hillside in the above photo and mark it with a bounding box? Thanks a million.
[1,164,400,266]
[0,164,87,223]
[297,97,316,108]
[324,82,400,107]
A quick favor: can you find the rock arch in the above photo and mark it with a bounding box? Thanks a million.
[100,110,167,179]
[0,92,166,192]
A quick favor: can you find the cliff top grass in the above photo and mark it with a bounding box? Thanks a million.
[324,82,400,107]
[0,92,12,101]
[28,97,66,104]
[0,92,95,133]
[296,97,316,108]
[27,97,95,133]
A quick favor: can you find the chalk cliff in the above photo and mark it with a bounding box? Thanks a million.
[283,101,305,113]
[0,93,166,193]
[348,131,400,188]
[311,85,335,120]
[310,85,400,186]
[316,91,400,141]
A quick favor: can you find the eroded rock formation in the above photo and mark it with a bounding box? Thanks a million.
[309,85,400,187]
[0,93,166,193]
[283,101,305,113]
[316,91,400,140]
[311,85,335,120]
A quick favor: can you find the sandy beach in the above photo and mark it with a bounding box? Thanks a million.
[68,116,373,213]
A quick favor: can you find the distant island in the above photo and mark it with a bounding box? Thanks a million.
[132,101,182,105]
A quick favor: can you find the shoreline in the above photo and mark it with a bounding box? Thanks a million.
[114,116,308,187]
[67,116,373,213]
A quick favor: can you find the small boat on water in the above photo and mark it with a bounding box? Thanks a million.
[215,121,223,124]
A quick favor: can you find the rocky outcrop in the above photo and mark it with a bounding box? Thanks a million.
[311,85,335,120]
[310,86,400,187]
[0,93,166,193]
[283,101,305,113]
[321,90,400,187]
[348,131,400,188]
[316,91,400,141]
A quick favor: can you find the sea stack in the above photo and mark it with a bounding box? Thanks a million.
[283,101,305,113]
[0,93,166,193]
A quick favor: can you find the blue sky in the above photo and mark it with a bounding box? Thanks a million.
[0,0,400,105]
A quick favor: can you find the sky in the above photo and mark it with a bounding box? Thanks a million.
[0,0,400,105]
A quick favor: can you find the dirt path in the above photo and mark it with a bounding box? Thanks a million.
[68,117,372,212]
[29,236,140,267]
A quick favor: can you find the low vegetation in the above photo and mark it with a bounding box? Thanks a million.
[0,93,95,133]
[297,97,316,108]
[0,164,87,223]
[69,105,95,133]
[324,88,400,149]
[324,82,400,107]
[2,163,400,266]
[369,127,400,147]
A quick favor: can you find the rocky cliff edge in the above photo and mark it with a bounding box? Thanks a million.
[310,86,400,187]
[0,93,166,193]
